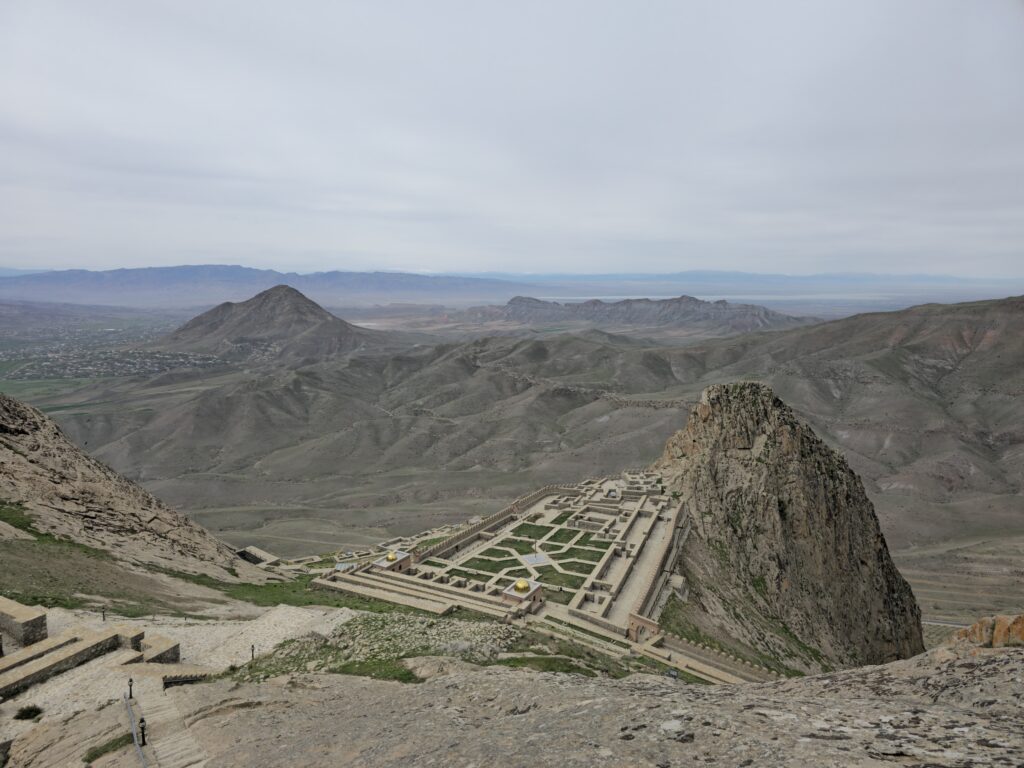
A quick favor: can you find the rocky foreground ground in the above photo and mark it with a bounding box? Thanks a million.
[120,641,1024,767]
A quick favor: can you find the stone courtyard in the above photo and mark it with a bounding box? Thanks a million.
[316,471,772,684]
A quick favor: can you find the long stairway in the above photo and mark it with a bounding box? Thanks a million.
[136,677,208,768]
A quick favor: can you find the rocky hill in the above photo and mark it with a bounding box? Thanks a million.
[27,294,1024,587]
[157,284,384,364]
[0,392,248,579]
[656,382,924,672]
[459,294,815,335]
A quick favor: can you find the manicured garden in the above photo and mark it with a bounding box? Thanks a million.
[512,522,553,539]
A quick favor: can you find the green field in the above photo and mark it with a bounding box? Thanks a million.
[548,528,579,544]
[559,560,597,575]
[499,538,539,555]
[535,566,585,590]
[512,523,554,540]
[463,557,520,573]
[552,547,604,563]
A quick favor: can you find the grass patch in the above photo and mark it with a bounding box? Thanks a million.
[559,560,597,575]
[551,510,575,525]
[462,557,519,573]
[334,659,422,683]
[0,501,210,618]
[422,559,448,568]
[547,528,579,544]
[552,547,603,563]
[576,533,613,550]
[478,547,515,559]
[543,588,575,604]
[14,704,42,720]
[497,538,539,555]
[512,523,553,540]
[448,568,491,583]
[82,732,133,764]
[412,535,448,552]
[505,568,532,578]
[154,569,428,614]
[535,566,585,590]
[539,542,564,552]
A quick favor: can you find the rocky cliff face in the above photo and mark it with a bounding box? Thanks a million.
[0,393,252,579]
[655,382,923,673]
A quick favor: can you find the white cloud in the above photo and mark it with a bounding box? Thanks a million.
[1,0,1023,275]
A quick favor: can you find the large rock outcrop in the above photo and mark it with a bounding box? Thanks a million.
[655,382,923,673]
[953,614,1024,648]
[0,392,256,579]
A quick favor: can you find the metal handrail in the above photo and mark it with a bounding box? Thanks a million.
[123,692,149,767]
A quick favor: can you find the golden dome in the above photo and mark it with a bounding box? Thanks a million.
[385,551,398,562]
[513,578,531,593]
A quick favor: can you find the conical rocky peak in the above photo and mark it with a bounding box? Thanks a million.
[160,284,375,363]
[655,382,924,673]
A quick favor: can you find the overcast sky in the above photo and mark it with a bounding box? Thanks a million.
[1,1,1023,276]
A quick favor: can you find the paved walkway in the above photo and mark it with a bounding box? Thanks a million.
[137,677,209,768]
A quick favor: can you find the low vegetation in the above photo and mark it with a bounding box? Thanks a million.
[14,705,42,720]
[82,732,133,764]
[512,523,553,540]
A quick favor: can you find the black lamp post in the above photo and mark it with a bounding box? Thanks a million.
[139,717,147,746]
[251,644,255,661]
[128,677,134,699]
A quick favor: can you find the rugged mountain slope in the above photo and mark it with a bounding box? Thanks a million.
[19,642,1022,767]
[462,294,814,334]
[26,295,1024,575]
[157,284,384,365]
[657,383,924,672]
[0,392,248,578]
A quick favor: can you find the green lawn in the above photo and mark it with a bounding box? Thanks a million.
[462,557,520,573]
[498,538,539,555]
[448,569,491,583]
[543,588,575,604]
[479,547,515,559]
[551,510,575,525]
[577,533,613,550]
[82,732,134,764]
[506,568,532,578]
[535,566,585,590]
[547,528,579,544]
[559,560,597,575]
[552,547,604,563]
[540,542,564,552]
[512,523,554,540]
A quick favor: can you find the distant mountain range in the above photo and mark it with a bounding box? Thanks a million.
[0,265,539,309]
[457,295,815,335]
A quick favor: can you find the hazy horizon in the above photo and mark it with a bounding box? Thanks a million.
[3,2,1024,277]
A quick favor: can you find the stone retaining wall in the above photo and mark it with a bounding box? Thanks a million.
[0,595,47,645]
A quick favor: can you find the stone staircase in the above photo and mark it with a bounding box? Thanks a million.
[137,677,209,768]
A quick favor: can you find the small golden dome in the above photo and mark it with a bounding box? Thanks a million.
[513,578,531,593]
[386,551,398,562]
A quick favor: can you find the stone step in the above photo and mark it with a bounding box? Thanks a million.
[0,628,121,699]
[0,631,78,676]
